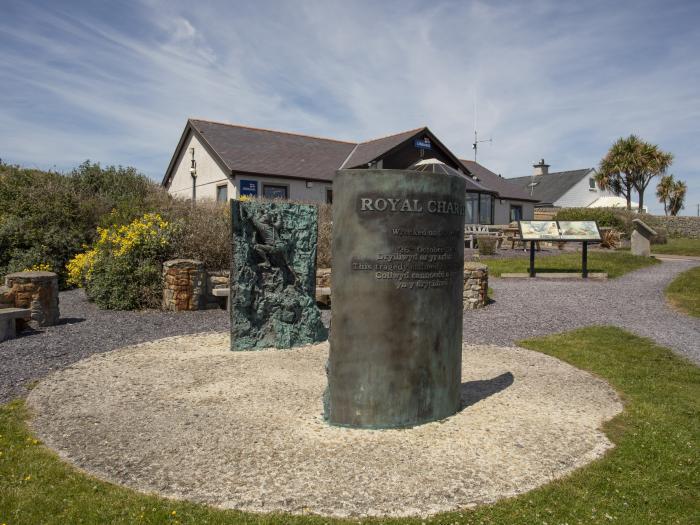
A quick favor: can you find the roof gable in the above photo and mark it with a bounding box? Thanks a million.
[508,168,594,205]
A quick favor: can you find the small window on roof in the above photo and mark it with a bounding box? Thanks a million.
[589,177,597,189]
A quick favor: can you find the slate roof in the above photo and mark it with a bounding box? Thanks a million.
[508,168,594,206]
[342,128,425,168]
[163,119,436,185]
[163,119,540,204]
[187,119,356,182]
[460,160,539,202]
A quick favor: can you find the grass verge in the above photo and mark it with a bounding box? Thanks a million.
[1,327,698,524]
[651,238,700,257]
[665,266,700,317]
[486,251,659,278]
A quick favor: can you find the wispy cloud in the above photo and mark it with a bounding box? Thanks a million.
[1,0,698,213]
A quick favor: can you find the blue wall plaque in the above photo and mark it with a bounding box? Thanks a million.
[240,180,258,196]
[414,137,432,150]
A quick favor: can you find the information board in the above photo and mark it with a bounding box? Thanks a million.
[519,221,560,240]
[557,221,601,241]
[518,220,601,241]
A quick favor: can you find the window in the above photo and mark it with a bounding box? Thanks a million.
[479,194,494,225]
[465,193,478,224]
[510,205,523,222]
[262,184,288,199]
[326,188,333,204]
[216,184,228,203]
[589,177,597,190]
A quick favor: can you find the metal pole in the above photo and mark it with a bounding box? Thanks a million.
[529,241,535,277]
[582,241,588,279]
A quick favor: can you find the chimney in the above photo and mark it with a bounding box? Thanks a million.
[533,158,549,176]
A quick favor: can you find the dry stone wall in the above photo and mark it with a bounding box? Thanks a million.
[162,260,206,312]
[4,271,60,326]
[463,262,488,309]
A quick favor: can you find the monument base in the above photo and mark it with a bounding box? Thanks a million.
[28,334,623,518]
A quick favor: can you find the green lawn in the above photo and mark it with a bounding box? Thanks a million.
[1,327,699,524]
[485,251,659,278]
[666,266,700,317]
[650,238,700,256]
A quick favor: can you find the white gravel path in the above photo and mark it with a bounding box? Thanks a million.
[27,333,622,518]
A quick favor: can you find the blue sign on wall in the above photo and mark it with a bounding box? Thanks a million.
[240,180,258,196]
[414,137,432,150]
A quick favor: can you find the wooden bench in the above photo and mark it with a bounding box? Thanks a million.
[212,287,332,310]
[316,287,331,307]
[0,308,31,342]
[211,287,230,310]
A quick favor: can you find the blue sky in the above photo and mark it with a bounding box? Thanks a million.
[1,0,699,215]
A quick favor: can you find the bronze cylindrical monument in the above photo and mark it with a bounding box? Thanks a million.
[326,169,466,428]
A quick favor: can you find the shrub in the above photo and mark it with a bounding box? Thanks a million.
[164,200,231,271]
[317,203,332,269]
[0,161,171,287]
[67,213,176,309]
[554,207,632,235]
[477,236,497,255]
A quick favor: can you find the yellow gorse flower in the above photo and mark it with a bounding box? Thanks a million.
[65,213,173,287]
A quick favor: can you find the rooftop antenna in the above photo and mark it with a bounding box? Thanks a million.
[472,99,492,162]
[472,129,492,162]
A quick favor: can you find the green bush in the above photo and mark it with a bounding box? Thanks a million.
[0,161,171,287]
[67,213,176,310]
[554,207,632,234]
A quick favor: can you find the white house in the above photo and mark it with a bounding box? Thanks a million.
[162,118,538,224]
[508,159,623,208]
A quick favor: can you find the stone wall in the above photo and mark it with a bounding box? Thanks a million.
[536,207,700,239]
[644,215,700,239]
[162,259,206,312]
[316,268,331,289]
[463,263,488,310]
[4,271,60,326]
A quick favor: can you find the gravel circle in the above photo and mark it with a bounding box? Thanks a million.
[27,333,622,518]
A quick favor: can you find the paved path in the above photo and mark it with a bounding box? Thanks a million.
[1,259,697,403]
[466,259,700,364]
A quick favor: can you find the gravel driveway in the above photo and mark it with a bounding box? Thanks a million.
[2,258,698,403]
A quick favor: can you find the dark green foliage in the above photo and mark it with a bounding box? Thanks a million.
[0,161,170,287]
[85,257,163,310]
[554,207,632,234]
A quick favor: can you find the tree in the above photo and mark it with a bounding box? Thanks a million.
[597,135,673,212]
[669,179,687,216]
[656,174,675,216]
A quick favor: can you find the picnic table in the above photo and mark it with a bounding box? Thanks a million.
[465,225,503,249]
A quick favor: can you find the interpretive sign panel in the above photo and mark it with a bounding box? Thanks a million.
[519,220,601,241]
[558,221,601,241]
[519,220,560,240]
[326,169,466,429]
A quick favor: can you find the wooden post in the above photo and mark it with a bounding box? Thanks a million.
[582,241,588,278]
[529,241,536,277]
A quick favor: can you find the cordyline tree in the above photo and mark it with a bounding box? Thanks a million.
[596,135,673,211]
[657,174,687,216]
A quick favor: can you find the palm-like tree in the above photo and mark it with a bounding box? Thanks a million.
[669,180,687,216]
[656,174,675,215]
[597,135,673,211]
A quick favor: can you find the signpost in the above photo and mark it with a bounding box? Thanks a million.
[518,220,601,278]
